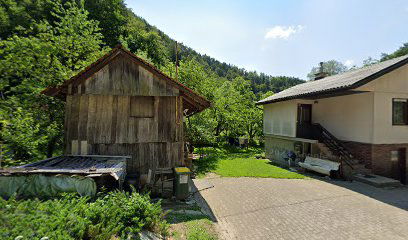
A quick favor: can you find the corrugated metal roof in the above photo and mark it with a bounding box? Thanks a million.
[257,54,408,105]
[0,155,129,181]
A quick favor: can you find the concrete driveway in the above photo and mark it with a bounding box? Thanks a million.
[193,177,408,240]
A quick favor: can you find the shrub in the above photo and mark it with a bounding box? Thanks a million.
[0,190,168,240]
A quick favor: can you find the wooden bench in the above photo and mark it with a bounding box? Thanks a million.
[298,157,340,176]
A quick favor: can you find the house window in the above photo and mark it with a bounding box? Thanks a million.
[392,99,408,125]
[130,96,154,118]
[391,150,399,162]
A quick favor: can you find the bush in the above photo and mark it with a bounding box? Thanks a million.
[0,190,168,240]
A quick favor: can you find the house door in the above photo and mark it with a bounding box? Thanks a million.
[296,104,312,138]
[297,104,312,124]
[398,148,406,184]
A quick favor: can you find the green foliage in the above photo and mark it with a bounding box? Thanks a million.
[0,0,54,38]
[0,108,48,165]
[79,0,304,94]
[381,42,408,61]
[310,42,408,76]
[362,57,380,67]
[0,0,105,164]
[361,43,408,68]
[210,76,261,140]
[161,57,265,146]
[83,0,128,47]
[0,0,303,164]
[307,60,349,80]
[0,191,168,240]
[267,76,303,95]
[6,0,407,164]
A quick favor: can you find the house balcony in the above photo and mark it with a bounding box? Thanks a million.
[296,122,357,166]
[296,123,319,140]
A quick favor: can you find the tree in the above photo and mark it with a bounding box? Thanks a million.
[0,0,104,164]
[362,57,379,67]
[307,60,348,80]
[212,80,243,138]
[83,0,128,47]
[0,0,55,39]
[0,0,307,157]
[269,76,304,93]
[381,42,408,61]
[172,57,221,145]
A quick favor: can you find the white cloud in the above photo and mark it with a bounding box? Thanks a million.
[264,25,304,40]
[344,59,354,68]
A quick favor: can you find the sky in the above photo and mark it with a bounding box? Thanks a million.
[125,0,408,79]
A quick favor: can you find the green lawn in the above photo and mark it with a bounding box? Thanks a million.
[194,147,305,179]
[167,213,218,240]
[215,155,305,178]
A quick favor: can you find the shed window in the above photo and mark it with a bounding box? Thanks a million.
[130,96,154,118]
[392,99,408,125]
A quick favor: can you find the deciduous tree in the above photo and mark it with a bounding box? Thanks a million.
[0,0,104,164]
[307,60,348,80]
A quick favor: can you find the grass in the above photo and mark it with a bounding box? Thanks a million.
[167,213,218,240]
[215,157,305,178]
[194,146,305,179]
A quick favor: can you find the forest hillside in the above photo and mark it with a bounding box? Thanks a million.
[0,0,406,165]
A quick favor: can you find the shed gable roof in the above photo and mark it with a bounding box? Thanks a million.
[42,45,211,115]
[257,54,408,105]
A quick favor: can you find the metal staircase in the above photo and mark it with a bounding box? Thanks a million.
[311,123,359,169]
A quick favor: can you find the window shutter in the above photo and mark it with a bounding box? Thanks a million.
[130,96,154,118]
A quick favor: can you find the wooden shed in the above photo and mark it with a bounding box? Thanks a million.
[42,45,210,175]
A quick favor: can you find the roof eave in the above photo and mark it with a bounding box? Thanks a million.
[255,86,357,105]
[41,45,211,112]
[257,55,408,105]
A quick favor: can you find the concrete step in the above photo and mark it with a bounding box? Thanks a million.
[352,163,372,175]
[320,154,339,162]
[353,173,402,188]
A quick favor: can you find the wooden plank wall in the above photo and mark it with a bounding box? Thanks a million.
[65,95,184,174]
[73,55,180,97]
[64,54,187,174]
[64,53,190,174]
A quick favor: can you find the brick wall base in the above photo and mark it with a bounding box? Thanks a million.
[372,144,408,181]
[342,141,373,168]
[342,141,408,184]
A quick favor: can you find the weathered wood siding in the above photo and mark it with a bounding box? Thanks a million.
[69,55,179,97]
[64,53,184,174]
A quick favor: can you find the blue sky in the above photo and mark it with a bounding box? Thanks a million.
[125,0,408,79]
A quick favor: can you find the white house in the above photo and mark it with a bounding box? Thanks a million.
[257,55,408,184]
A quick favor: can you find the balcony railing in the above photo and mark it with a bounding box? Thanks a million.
[296,123,318,140]
[296,123,357,168]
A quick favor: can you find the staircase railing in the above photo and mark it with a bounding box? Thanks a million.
[311,123,357,169]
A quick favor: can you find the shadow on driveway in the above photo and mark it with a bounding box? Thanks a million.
[190,179,218,222]
[320,178,408,211]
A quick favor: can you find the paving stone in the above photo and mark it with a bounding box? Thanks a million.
[194,178,408,240]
